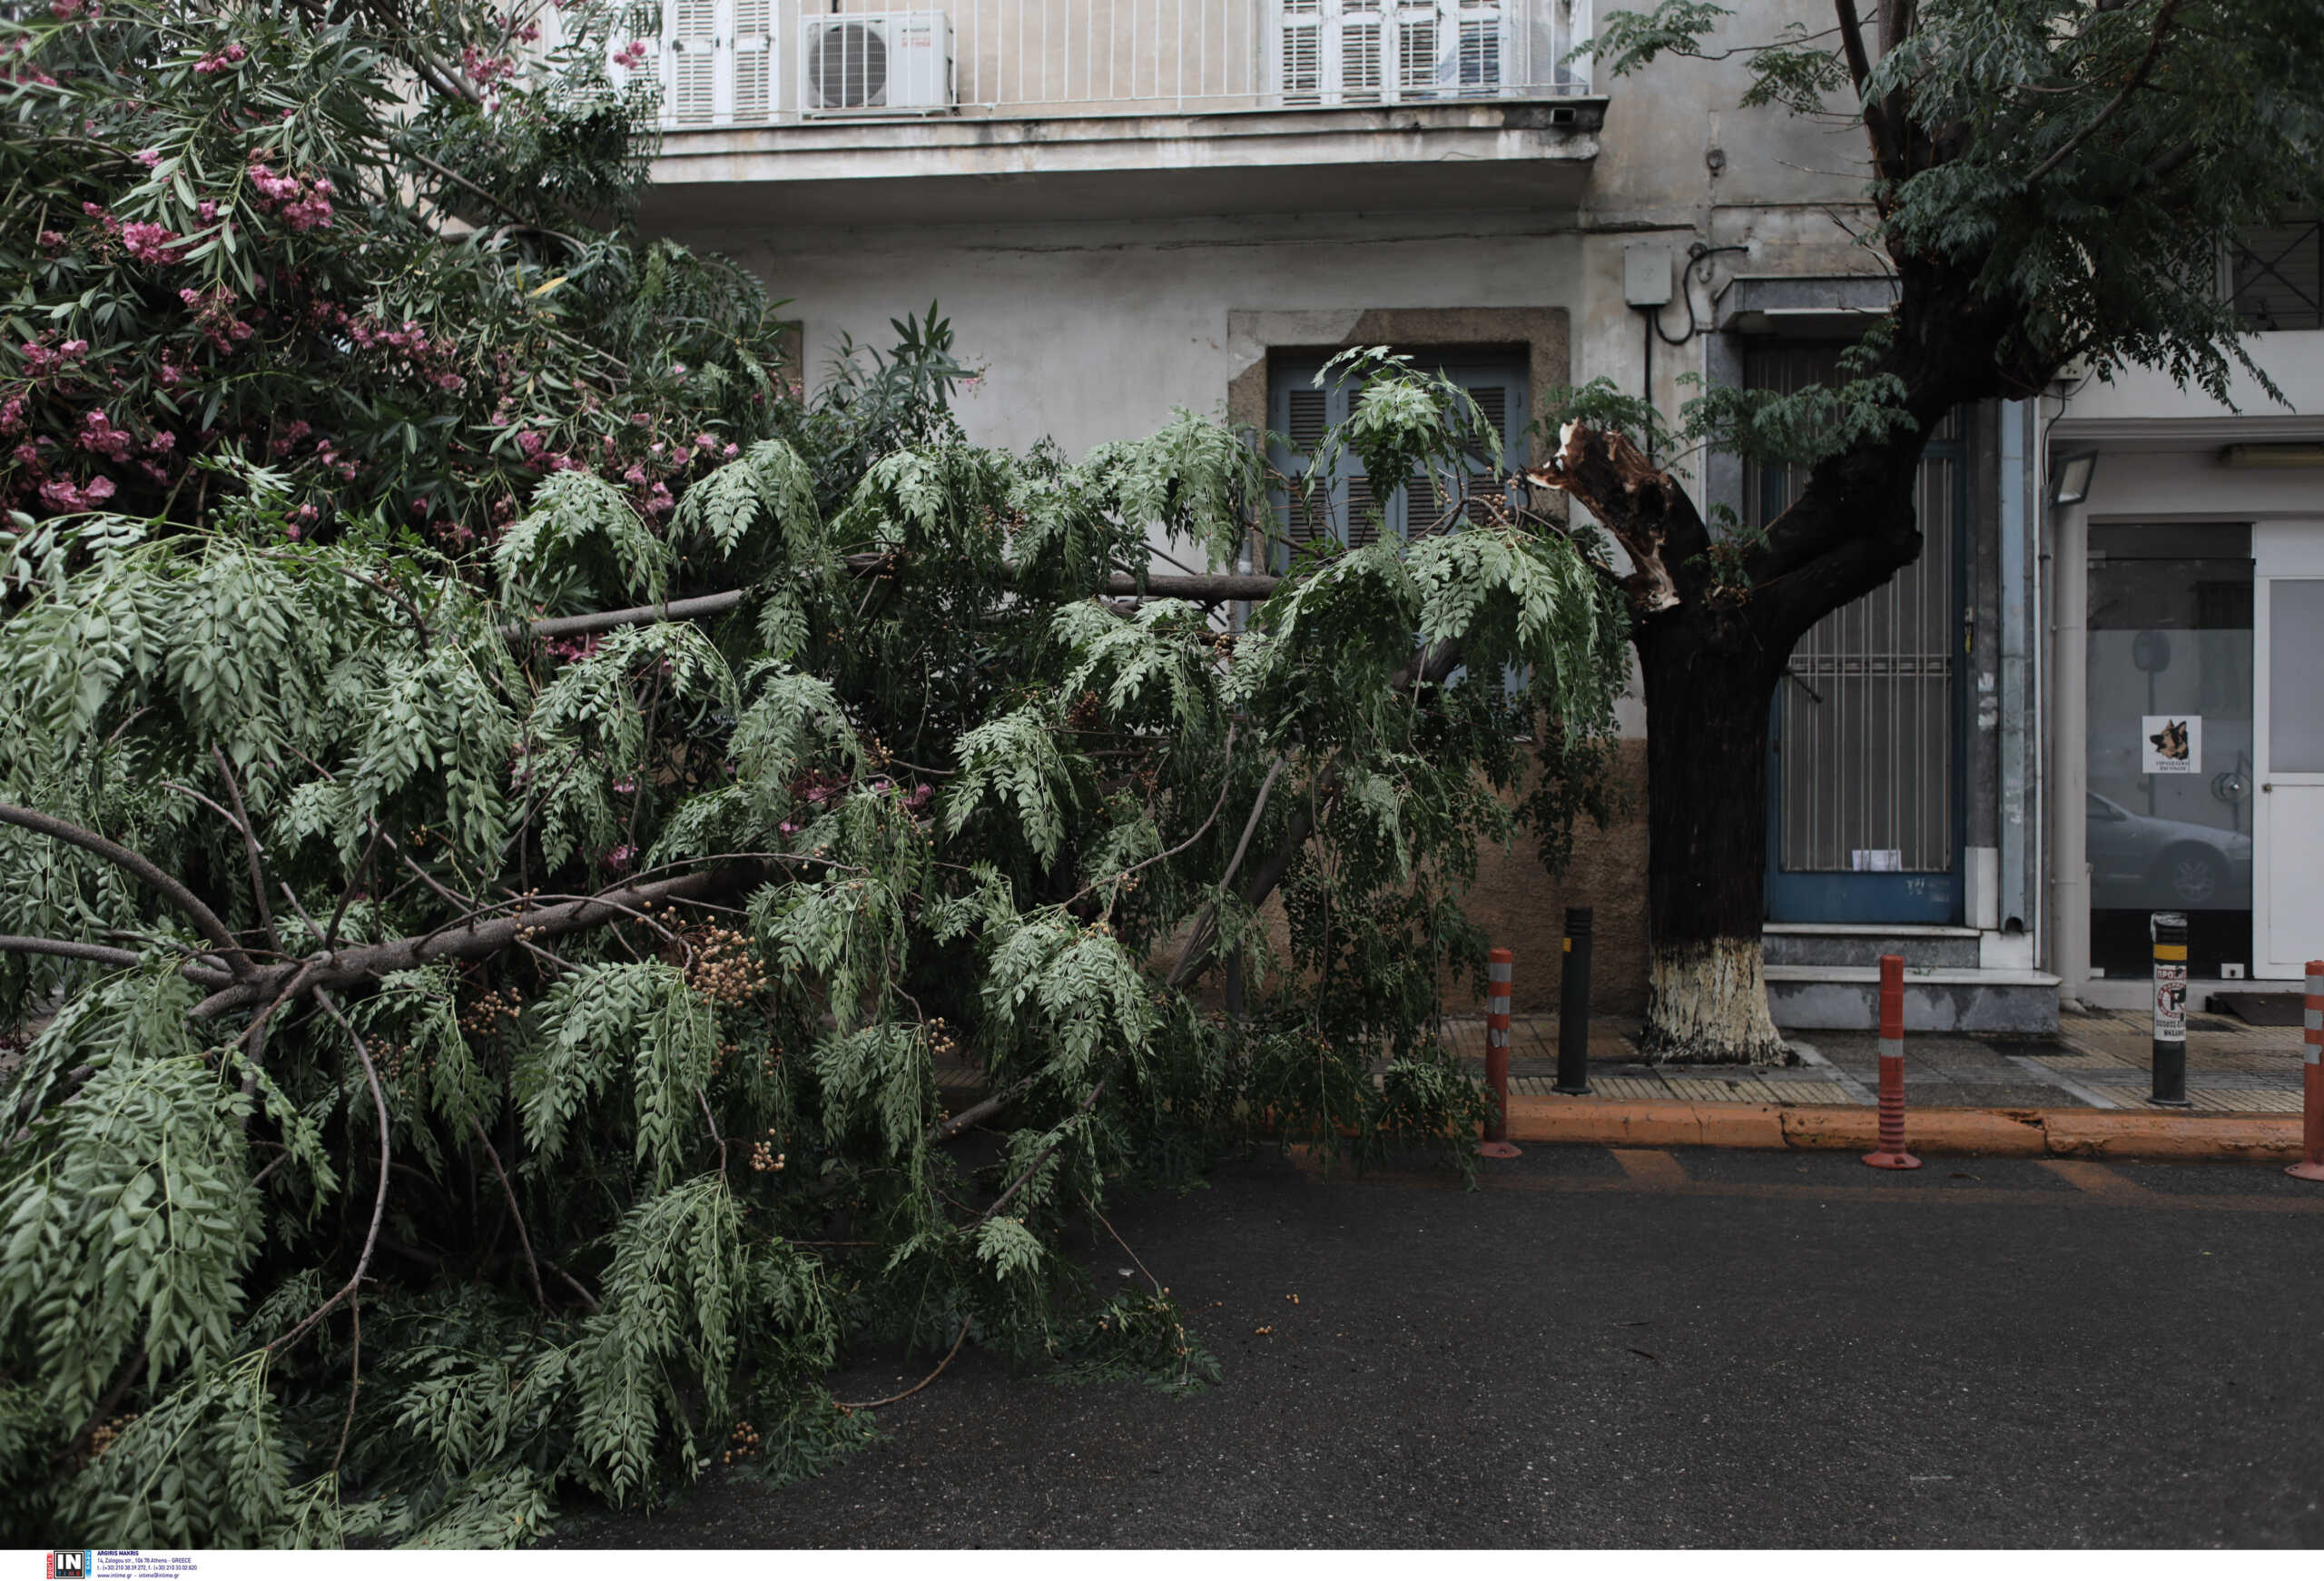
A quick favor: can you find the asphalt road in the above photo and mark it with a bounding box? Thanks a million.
[572,1145,2324,1547]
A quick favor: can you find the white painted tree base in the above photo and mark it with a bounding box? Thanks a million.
[1642,937,1792,1065]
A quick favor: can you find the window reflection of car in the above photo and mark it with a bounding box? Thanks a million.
[2086,792,2254,909]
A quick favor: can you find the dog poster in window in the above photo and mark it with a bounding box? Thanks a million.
[2141,715,2201,776]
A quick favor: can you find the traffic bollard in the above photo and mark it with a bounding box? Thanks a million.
[1862,954,1922,1171]
[1481,947,1521,1159]
[2149,911,2191,1108]
[1554,906,1594,1095]
[2291,960,2324,1185]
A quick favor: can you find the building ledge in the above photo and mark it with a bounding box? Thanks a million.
[642,98,1606,227]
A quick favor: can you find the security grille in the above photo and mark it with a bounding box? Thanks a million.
[1750,346,1963,875]
[2230,218,2323,331]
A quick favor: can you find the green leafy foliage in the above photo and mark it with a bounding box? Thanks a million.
[0,20,1630,1547]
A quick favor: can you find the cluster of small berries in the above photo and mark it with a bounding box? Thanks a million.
[86,1412,138,1460]
[684,924,766,1006]
[747,1130,786,1174]
[459,984,526,1040]
[720,1419,762,1467]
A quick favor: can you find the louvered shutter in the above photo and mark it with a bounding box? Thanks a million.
[1282,387,1332,547]
[732,0,773,123]
[1394,3,1439,98]
[1339,0,1384,101]
[1268,356,1524,567]
[1277,0,1503,104]
[665,0,716,125]
[1280,0,1324,102]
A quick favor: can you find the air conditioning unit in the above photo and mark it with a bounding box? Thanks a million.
[800,11,952,115]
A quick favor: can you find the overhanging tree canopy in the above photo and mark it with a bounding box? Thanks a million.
[1544,0,2324,1060]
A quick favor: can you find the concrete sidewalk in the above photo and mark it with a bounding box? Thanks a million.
[1444,1005,2310,1115]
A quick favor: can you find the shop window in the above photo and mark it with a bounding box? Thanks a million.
[2085,523,2254,979]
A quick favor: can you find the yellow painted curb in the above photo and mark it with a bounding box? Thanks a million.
[1502,1094,2301,1161]
[2043,1111,2301,1162]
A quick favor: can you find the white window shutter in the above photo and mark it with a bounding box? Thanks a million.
[1280,0,1323,102]
[1339,0,1384,101]
[1455,0,1507,94]
[665,0,717,126]
[732,0,773,123]
[1394,3,1440,98]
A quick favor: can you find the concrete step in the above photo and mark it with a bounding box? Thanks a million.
[1764,923,1984,970]
[1766,964,2062,1033]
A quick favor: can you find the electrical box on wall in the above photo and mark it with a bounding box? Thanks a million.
[1624,242,1674,307]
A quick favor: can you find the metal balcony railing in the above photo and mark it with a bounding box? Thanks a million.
[618,0,1592,127]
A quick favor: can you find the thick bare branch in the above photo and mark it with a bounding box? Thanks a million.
[189,865,752,1019]
[521,569,1285,643]
[0,935,186,975]
[1528,425,1704,615]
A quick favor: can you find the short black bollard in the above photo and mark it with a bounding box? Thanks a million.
[1555,906,1594,1095]
[2150,910,2191,1108]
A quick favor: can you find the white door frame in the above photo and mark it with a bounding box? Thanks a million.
[2253,519,2324,978]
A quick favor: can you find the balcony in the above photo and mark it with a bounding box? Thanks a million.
[627,0,1604,226]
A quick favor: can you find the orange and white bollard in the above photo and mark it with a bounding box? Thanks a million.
[1482,947,1521,1160]
[1862,953,1922,1171]
[2290,960,2324,1185]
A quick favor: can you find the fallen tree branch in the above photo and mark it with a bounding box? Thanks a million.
[520,570,1286,643]
[0,802,254,975]
[189,865,750,1018]
[0,934,231,982]
[833,1318,971,1412]
[267,991,391,1359]
[472,1120,549,1318]
[1166,749,1290,989]
[934,1072,1040,1141]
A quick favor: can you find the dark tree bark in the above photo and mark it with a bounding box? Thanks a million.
[1538,260,2028,1061]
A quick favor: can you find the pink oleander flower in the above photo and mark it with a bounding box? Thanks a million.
[119,220,185,266]
[37,473,115,511]
[612,39,650,69]
[133,147,161,167]
[77,410,133,461]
